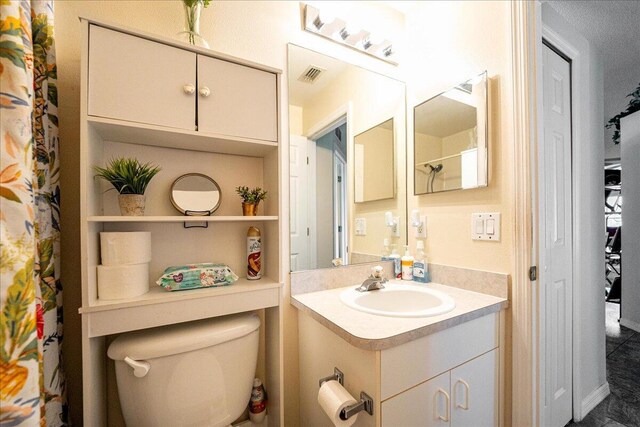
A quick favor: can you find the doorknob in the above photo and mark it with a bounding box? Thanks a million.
[199,86,211,97]
[183,84,196,95]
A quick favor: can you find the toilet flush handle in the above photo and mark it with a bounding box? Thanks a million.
[124,356,151,378]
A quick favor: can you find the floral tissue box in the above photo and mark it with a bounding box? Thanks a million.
[156,263,239,291]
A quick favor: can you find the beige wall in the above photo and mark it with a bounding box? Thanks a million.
[405,1,514,274]
[55,1,405,425]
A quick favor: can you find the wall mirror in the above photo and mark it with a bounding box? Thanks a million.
[414,71,488,194]
[170,173,221,215]
[288,44,406,272]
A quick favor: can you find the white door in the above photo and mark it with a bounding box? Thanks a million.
[451,349,498,427]
[541,44,573,427]
[333,152,348,265]
[88,25,197,130]
[290,135,310,271]
[382,371,451,427]
[197,55,277,141]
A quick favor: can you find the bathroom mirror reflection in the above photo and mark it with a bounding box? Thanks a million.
[288,44,407,272]
[354,119,395,203]
[170,173,221,215]
[414,71,488,194]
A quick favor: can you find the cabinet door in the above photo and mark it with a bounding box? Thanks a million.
[197,55,277,141]
[88,25,197,130]
[382,372,450,427]
[451,349,497,427]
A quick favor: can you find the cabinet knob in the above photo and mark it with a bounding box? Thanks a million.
[199,86,211,98]
[183,84,196,95]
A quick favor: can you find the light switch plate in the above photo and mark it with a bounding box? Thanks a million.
[355,217,366,236]
[471,213,501,241]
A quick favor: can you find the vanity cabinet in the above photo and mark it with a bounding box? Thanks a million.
[88,25,277,142]
[382,349,497,427]
[297,310,504,427]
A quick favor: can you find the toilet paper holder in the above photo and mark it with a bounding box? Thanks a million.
[319,367,344,388]
[319,367,374,419]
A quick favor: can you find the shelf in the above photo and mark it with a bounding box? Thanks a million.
[87,215,278,223]
[416,152,463,166]
[80,277,281,337]
[88,116,278,157]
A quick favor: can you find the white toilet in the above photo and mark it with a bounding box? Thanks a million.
[107,313,261,427]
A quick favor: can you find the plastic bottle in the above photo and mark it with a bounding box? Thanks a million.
[401,245,414,281]
[388,245,402,279]
[381,238,391,259]
[248,377,267,423]
[413,241,430,283]
[247,227,262,280]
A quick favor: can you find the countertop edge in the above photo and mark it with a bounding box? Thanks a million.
[291,296,509,351]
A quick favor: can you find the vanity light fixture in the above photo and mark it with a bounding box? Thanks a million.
[302,3,397,65]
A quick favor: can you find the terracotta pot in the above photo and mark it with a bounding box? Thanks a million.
[118,194,146,216]
[242,202,259,216]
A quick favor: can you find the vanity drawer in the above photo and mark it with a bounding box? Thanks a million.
[380,312,498,400]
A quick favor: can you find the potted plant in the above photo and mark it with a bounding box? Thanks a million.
[236,186,268,216]
[94,157,161,216]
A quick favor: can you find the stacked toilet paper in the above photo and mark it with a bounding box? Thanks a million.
[97,232,151,300]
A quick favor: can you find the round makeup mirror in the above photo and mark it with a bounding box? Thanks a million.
[170,173,221,215]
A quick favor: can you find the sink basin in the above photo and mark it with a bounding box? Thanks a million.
[340,282,455,318]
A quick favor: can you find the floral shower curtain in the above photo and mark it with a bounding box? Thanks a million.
[1,1,66,426]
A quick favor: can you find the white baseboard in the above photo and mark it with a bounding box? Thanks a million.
[620,317,640,333]
[579,382,610,420]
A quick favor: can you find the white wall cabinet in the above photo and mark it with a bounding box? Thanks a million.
[88,25,277,142]
[80,19,283,427]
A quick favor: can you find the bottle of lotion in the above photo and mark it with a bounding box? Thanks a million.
[247,226,262,280]
[401,245,414,281]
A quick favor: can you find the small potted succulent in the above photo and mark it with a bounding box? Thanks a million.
[236,186,268,216]
[94,157,161,216]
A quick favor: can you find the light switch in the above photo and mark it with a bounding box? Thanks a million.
[486,219,495,235]
[472,213,501,241]
[355,217,366,236]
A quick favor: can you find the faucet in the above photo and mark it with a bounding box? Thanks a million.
[357,266,388,292]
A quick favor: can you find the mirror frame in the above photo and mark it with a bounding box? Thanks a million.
[353,117,396,204]
[170,173,222,215]
[413,71,488,195]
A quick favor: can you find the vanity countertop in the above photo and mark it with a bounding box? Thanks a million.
[291,282,508,351]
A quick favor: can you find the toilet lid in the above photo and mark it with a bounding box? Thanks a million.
[107,312,260,361]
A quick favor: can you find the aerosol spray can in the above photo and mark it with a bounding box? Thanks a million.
[247,226,262,280]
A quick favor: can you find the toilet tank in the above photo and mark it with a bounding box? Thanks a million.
[108,313,261,427]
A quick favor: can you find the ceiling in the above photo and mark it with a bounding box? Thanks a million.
[288,46,349,107]
[545,1,640,89]
[414,95,476,137]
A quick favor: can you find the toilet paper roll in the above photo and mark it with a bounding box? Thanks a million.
[317,380,359,427]
[97,263,149,300]
[100,232,151,266]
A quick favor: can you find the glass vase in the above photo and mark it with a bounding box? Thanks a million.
[176,1,210,48]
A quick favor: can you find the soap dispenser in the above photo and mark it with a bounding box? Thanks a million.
[381,238,391,259]
[413,241,430,283]
[389,245,401,279]
[401,245,414,281]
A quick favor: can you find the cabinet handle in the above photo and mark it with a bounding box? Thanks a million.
[435,388,450,422]
[183,84,196,95]
[199,86,211,97]
[455,379,470,410]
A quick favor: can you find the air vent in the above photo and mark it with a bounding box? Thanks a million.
[298,65,326,83]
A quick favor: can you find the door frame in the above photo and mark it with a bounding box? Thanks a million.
[511,1,609,424]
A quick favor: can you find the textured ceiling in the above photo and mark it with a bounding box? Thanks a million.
[545,0,640,88]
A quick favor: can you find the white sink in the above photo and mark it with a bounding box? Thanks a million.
[340,281,455,318]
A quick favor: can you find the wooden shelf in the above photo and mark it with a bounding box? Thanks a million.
[87,215,278,223]
[88,116,278,157]
[80,277,281,337]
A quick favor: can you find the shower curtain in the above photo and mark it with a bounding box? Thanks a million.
[1,1,67,425]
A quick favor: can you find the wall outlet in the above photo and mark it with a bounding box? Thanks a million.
[355,217,367,236]
[415,215,427,238]
[471,213,501,241]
